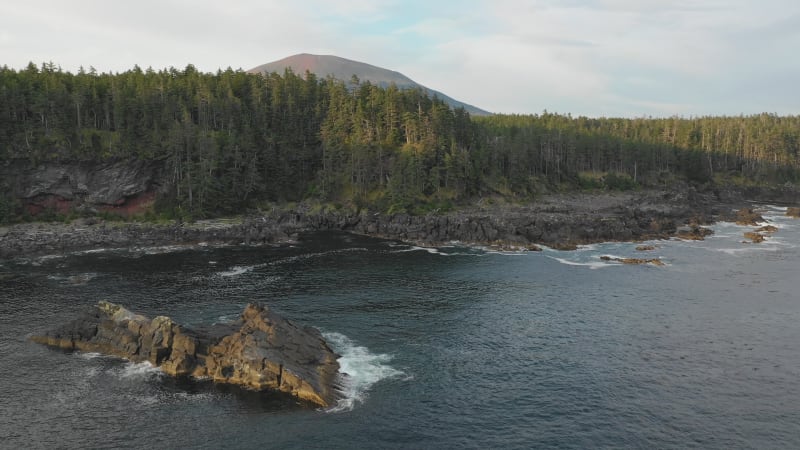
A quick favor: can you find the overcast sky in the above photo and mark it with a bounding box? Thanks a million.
[2,0,798,117]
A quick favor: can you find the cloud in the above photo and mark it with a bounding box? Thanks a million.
[1,0,798,116]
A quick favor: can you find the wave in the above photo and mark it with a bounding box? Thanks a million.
[391,245,442,255]
[323,332,406,413]
[391,244,488,257]
[266,247,369,266]
[715,245,784,256]
[216,265,256,277]
[112,361,165,381]
[47,272,99,285]
[547,256,618,270]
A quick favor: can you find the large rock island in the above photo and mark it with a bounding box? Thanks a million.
[30,301,341,408]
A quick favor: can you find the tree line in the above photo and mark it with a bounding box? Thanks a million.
[0,63,798,220]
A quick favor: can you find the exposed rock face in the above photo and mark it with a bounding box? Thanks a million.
[30,302,340,407]
[2,159,164,217]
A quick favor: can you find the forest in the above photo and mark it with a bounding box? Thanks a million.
[1,63,798,221]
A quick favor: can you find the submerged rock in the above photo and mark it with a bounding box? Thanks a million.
[743,231,766,243]
[755,225,778,234]
[30,302,340,407]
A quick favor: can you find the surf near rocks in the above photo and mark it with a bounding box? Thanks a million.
[30,301,341,408]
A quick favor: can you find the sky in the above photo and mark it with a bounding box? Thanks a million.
[2,0,799,117]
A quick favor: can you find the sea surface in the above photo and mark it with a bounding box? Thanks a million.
[1,205,799,449]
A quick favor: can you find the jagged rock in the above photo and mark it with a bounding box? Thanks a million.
[635,245,656,251]
[30,301,340,407]
[787,207,800,218]
[755,225,778,233]
[600,255,665,266]
[735,208,765,226]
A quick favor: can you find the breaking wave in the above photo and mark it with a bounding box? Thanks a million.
[323,332,407,413]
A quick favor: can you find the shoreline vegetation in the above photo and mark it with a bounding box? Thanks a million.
[1,63,799,257]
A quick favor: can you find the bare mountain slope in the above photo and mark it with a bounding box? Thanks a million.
[248,53,491,116]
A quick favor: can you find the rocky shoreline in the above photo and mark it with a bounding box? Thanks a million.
[2,187,798,259]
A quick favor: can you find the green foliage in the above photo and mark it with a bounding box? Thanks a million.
[0,64,798,218]
[577,172,604,190]
[603,172,638,190]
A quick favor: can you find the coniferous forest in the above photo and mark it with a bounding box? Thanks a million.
[1,63,799,221]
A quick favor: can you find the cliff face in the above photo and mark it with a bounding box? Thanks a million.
[30,301,341,408]
[2,159,164,217]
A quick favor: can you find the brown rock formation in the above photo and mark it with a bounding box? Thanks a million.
[787,207,800,218]
[30,302,340,407]
[735,208,766,226]
[755,225,778,233]
[676,225,714,241]
[743,231,766,243]
[635,245,656,251]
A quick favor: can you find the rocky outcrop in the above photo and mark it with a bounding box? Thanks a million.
[676,225,714,241]
[787,207,800,218]
[30,301,340,407]
[734,208,766,226]
[2,159,164,217]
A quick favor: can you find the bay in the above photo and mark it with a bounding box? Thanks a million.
[1,205,799,449]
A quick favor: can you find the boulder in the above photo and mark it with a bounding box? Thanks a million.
[30,302,340,407]
[787,207,800,218]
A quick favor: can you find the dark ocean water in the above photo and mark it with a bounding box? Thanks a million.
[1,205,799,449]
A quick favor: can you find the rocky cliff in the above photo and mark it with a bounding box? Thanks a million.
[30,301,341,407]
[2,159,164,216]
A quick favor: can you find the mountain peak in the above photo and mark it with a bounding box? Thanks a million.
[248,54,491,116]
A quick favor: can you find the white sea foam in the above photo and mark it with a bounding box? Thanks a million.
[484,250,527,256]
[547,256,618,270]
[140,244,194,255]
[714,243,784,256]
[323,332,406,413]
[113,361,164,381]
[213,313,240,324]
[216,265,256,277]
[76,352,104,360]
